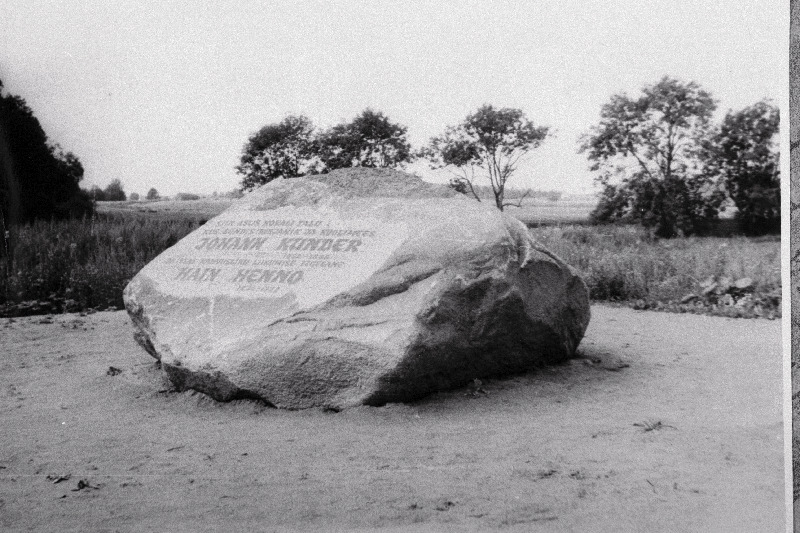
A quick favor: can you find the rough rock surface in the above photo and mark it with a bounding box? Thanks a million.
[124,169,590,409]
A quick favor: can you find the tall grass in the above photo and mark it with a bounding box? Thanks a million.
[0,214,781,318]
[531,225,781,315]
[1,212,203,315]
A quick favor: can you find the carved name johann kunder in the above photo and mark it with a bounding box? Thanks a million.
[147,208,407,306]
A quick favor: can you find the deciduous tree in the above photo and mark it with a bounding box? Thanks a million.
[0,79,92,226]
[236,115,317,191]
[316,109,412,170]
[580,76,722,237]
[422,105,549,210]
[704,100,780,235]
[103,179,126,201]
[89,186,106,201]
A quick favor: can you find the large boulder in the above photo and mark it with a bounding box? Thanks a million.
[124,169,590,409]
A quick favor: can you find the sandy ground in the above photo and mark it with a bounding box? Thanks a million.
[0,305,784,532]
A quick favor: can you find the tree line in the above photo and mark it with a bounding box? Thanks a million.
[580,77,779,237]
[236,106,549,212]
[0,79,93,227]
[0,76,779,237]
[237,77,778,236]
[87,182,162,202]
[0,78,171,231]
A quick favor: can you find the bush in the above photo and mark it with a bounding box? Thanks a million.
[706,100,780,236]
[89,186,106,201]
[175,193,200,201]
[103,179,126,201]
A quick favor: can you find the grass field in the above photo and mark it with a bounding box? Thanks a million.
[0,212,204,316]
[99,194,598,225]
[0,198,781,318]
[531,225,780,318]
[504,197,597,226]
[96,197,234,218]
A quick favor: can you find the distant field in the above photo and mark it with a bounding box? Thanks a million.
[503,197,596,226]
[98,195,598,226]
[96,198,234,219]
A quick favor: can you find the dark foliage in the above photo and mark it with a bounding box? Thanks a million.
[580,77,722,237]
[236,110,412,191]
[316,109,412,171]
[103,179,126,201]
[175,193,200,201]
[704,100,780,235]
[236,115,317,191]
[0,80,93,228]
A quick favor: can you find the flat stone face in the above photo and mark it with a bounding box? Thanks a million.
[124,169,591,409]
[137,205,410,311]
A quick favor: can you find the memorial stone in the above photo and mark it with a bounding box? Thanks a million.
[124,168,591,409]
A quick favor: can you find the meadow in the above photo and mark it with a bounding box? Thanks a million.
[0,198,781,318]
[531,225,780,318]
[0,210,205,316]
[502,195,597,226]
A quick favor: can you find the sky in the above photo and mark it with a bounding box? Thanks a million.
[0,0,787,197]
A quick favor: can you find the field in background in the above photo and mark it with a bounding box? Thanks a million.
[531,225,780,318]
[0,196,781,318]
[0,212,204,316]
[504,197,597,226]
[97,194,598,225]
[96,197,234,219]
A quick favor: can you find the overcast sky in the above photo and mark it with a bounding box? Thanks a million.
[0,0,787,196]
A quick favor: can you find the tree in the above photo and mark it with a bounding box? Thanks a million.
[0,79,92,226]
[316,109,412,171]
[236,115,317,191]
[89,185,106,201]
[580,76,722,237]
[103,179,126,201]
[421,104,549,210]
[704,100,780,235]
[146,188,160,200]
[129,192,140,201]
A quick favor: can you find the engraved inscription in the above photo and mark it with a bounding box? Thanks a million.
[230,269,304,284]
[174,268,221,282]
[195,237,268,251]
[275,238,362,253]
[151,208,409,307]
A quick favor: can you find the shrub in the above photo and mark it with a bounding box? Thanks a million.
[175,193,200,201]
[103,179,126,201]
